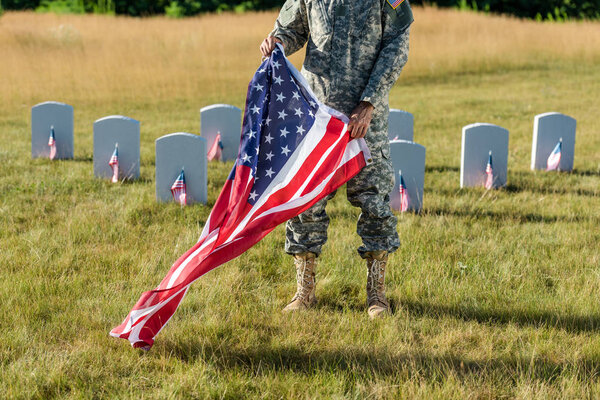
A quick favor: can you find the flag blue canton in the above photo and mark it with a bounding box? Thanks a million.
[237,48,319,205]
[173,170,186,188]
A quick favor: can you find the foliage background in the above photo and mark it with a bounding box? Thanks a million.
[1,0,600,19]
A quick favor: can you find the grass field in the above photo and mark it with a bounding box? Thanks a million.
[1,6,600,399]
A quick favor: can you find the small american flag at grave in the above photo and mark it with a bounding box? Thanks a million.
[111,44,371,349]
[546,139,562,171]
[171,169,187,206]
[48,125,57,160]
[485,151,493,189]
[207,132,223,161]
[398,170,409,212]
[109,144,119,183]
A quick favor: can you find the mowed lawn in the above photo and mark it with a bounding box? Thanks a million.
[1,7,600,399]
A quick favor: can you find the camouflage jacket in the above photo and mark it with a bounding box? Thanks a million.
[270,0,413,114]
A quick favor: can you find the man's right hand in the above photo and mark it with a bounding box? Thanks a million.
[260,36,283,58]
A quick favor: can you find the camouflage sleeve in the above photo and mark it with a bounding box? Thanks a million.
[269,0,309,56]
[360,1,412,108]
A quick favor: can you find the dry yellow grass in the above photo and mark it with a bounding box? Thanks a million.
[2,7,600,109]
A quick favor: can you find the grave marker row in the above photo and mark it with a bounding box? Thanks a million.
[31,101,577,211]
[458,113,576,189]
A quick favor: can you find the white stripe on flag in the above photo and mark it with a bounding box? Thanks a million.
[166,228,220,289]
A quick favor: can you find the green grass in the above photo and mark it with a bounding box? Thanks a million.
[2,17,600,400]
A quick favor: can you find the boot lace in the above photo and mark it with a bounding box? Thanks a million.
[292,257,315,302]
[368,258,388,307]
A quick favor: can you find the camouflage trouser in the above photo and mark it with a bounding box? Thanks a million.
[285,110,400,258]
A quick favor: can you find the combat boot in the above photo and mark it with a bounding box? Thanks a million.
[282,252,317,312]
[366,251,390,319]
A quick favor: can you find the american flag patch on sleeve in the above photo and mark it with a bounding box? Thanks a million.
[387,0,406,10]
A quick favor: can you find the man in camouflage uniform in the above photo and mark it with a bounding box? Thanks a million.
[260,0,413,318]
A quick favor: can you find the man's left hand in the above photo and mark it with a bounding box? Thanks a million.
[347,101,374,139]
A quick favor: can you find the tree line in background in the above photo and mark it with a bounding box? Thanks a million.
[1,0,599,20]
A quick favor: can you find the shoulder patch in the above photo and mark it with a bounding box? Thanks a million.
[385,0,414,31]
[386,0,406,9]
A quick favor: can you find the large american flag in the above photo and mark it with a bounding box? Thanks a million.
[546,139,562,171]
[110,45,371,349]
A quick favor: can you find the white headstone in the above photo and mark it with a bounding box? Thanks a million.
[389,140,426,212]
[156,133,207,204]
[460,123,509,188]
[200,104,241,162]
[388,109,414,142]
[93,115,140,180]
[31,101,74,159]
[530,112,576,171]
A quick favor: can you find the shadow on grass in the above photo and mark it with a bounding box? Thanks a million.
[401,299,600,335]
[161,337,600,382]
[504,184,599,197]
[504,170,598,196]
[424,206,598,224]
[427,182,598,198]
[425,169,598,197]
[425,165,460,173]
[73,155,93,162]
[572,169,600,177]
